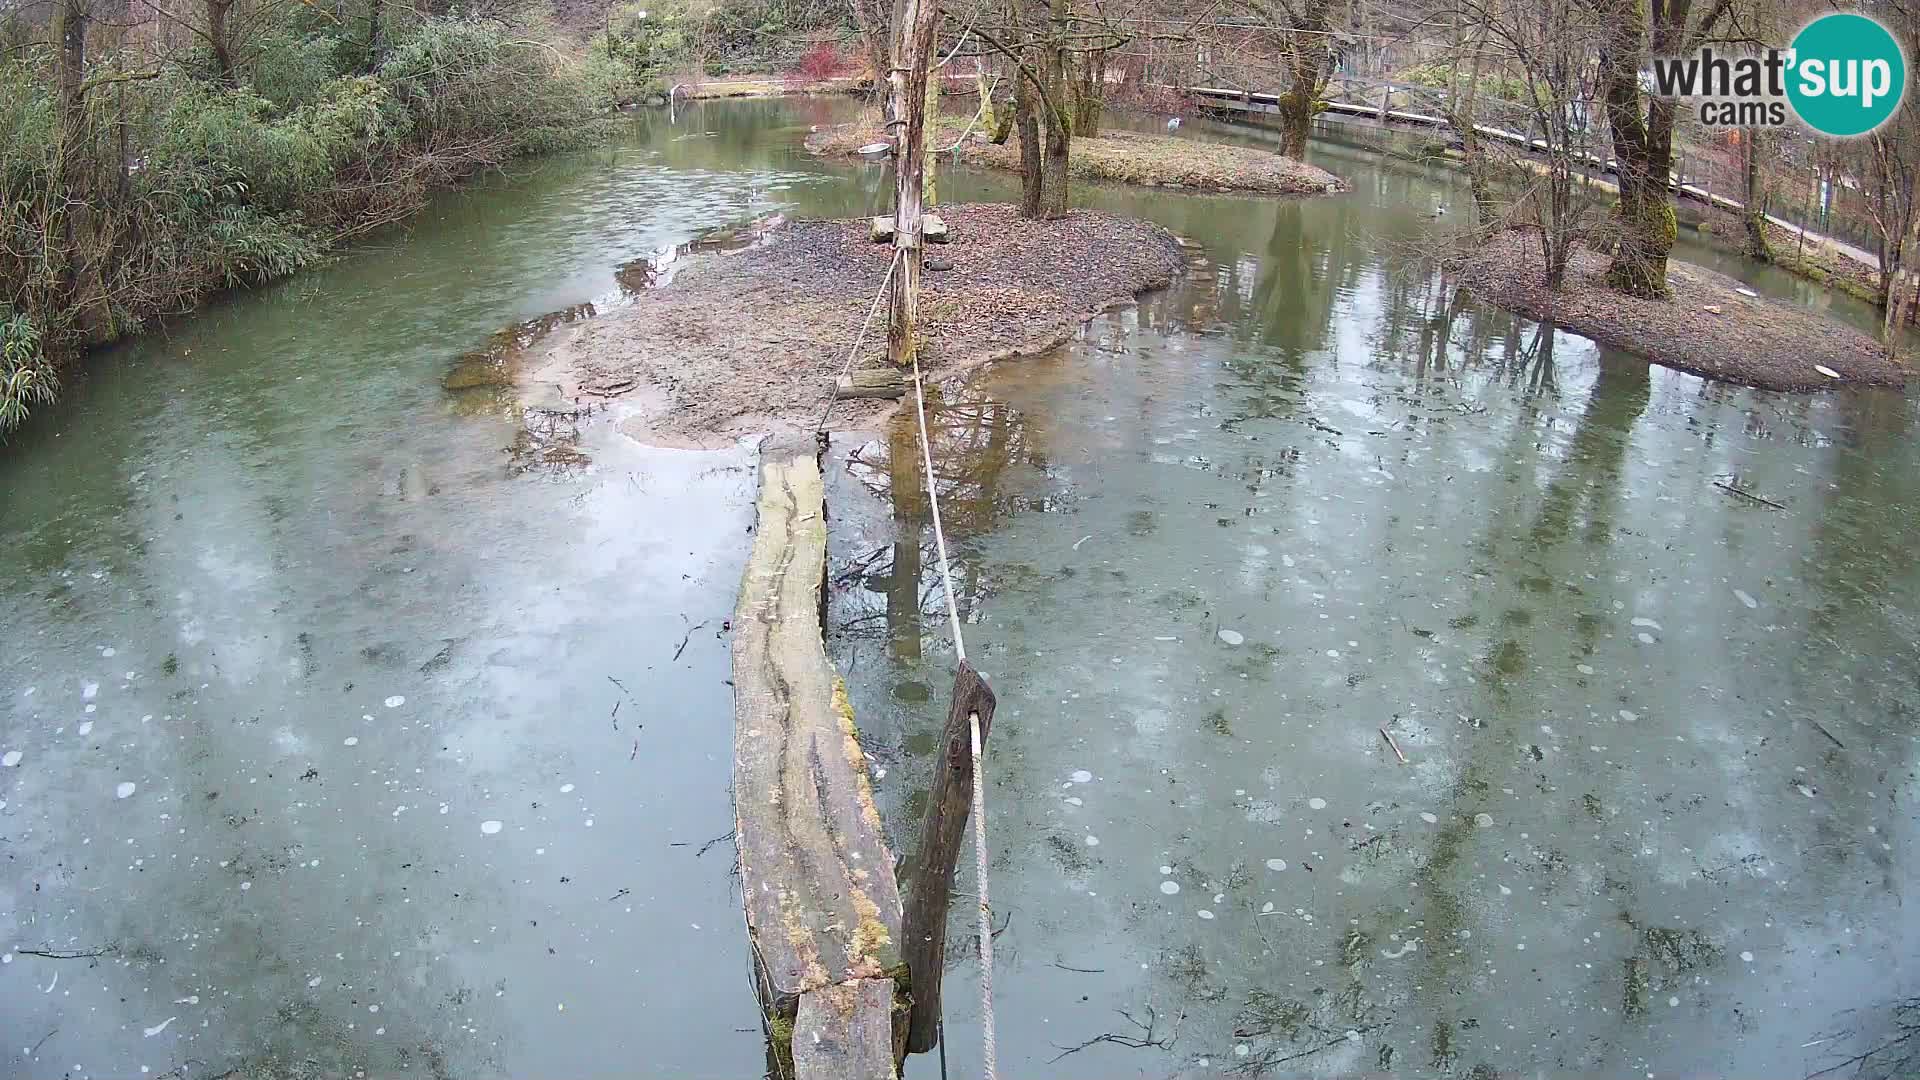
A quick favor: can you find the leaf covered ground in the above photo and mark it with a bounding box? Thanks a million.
[1457,231,1911,391]
[807,117,1347,196]
[517,204,1188,445]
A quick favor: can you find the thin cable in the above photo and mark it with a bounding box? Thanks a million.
[970,708,995,1080]
[908,351,966,664]
[815,250,903,432]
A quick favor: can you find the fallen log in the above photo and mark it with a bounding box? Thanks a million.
[732,435,905,1079]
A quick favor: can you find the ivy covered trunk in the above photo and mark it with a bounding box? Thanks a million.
[1013,67,1043,217]
[1274,0,1334,160]
[1596,0,1676,299]
[1036,17,1070,218]
[978,70,1009,143]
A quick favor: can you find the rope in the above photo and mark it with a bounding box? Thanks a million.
[908,351,967,664]
[907,347,995,1079]
[941,75,1001,155]
[815,250,904,433]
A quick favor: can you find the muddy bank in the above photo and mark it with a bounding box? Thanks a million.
[1457,230,1910,391]
[516,203,1186,445]
[807,117,1346,196]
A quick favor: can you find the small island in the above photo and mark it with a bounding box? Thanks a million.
[1457,231,1909,392]
[807,116,1346,197]
[516,204,1188,445]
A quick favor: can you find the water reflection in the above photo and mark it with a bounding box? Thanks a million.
[826,113,1920,1079]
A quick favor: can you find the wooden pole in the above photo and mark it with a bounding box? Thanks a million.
[887,0,940,368]
[901,661,996,1054]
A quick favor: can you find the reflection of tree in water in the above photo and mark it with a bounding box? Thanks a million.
[834,393,1063,654]
[1370,276,1559,398]
[1526,347,1651,546]
[1384,329,1651,1073]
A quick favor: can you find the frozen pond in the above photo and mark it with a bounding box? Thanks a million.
[2,94,1915,1078]
[825,123,1920,1078]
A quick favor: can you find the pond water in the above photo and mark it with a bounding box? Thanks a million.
[1,95,1915,1080]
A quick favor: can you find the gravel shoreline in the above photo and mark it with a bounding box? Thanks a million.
[1457,231,1910,391]
[515,204,1187,445]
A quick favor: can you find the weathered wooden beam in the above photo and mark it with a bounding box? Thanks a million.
[868,213,949,244]
[900,661,997,1054]
[793,979,901,1080]
[836,368,908,400]
[732,435,904,1079]
[886,0,940,367]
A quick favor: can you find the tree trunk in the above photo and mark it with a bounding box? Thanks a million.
[1595,1,1675,299]
[978,69,1009,143]
[51,0,90,317]
[366,0,385,72]
[886,0,938,367]
[206,0,235,83]
[1885,208,1920,344]
[1450,39,1498,233]
[852,0,893,105]
[1013,67,1042,217]
[1274,0,1333,160]
[1071,50,1104,137]
[1741,128,1771,262]
[1037,38,1069,218]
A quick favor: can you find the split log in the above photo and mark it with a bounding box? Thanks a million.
[733,435,904,1079]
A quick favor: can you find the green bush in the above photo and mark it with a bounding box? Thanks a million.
[596,1,694,100]
[0,309,52,436]
[0,14,610,435]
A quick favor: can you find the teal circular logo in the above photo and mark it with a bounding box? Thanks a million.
[1787,13,1907,137]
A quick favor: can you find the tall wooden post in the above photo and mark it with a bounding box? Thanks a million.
[887,0,939,368]
[901,662,996,1054]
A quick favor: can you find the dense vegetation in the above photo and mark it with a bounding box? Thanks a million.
[592,0,855,101]
[0,0,616,433]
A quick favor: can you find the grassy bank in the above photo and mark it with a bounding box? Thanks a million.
[0,13,620,436]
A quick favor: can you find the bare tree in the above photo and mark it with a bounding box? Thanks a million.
[1433,0,1608,285]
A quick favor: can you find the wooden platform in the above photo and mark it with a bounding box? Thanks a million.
[732,435,904,1079]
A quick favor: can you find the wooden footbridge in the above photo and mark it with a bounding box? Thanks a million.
[731,436,906,1078]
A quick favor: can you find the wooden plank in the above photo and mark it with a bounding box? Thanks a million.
[868,213,949,244]
[733,436,904,1033]
[793,979,901,1080]
[900,662,996,1053]
[836,369,908,400]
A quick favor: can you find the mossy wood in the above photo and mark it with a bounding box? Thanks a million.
[732,435,904,1079]
[792,978,901,1079]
